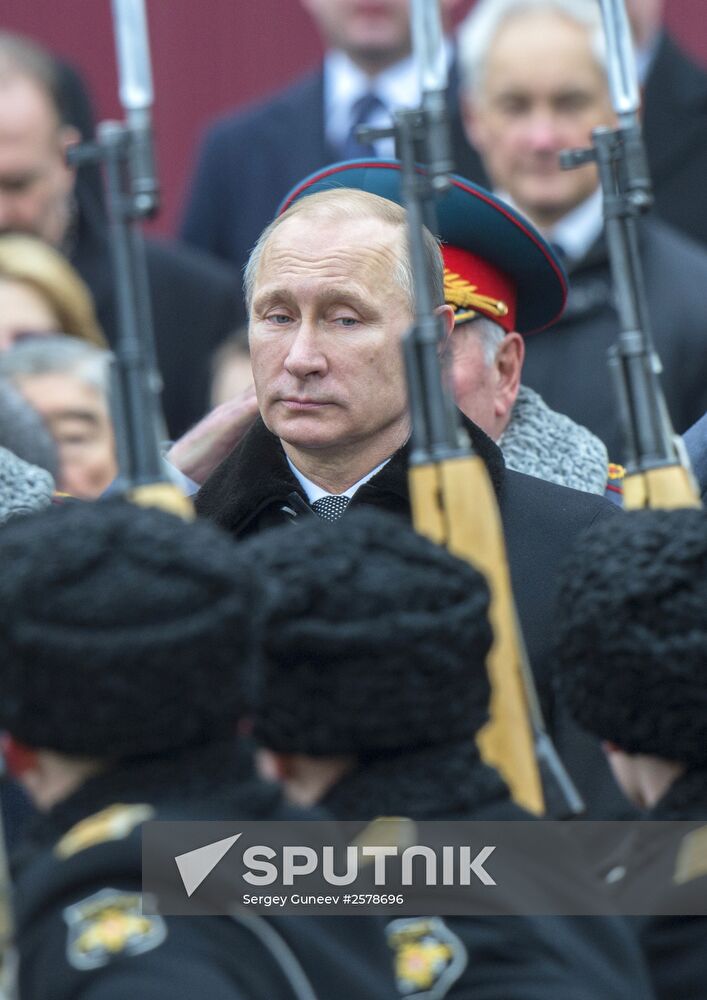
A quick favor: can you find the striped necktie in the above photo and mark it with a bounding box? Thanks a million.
[339,92,384,160]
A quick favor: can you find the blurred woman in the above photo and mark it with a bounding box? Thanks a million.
[0,233,105,350]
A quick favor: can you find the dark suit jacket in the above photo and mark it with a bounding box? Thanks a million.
[70,187,240,438]
[521,216,707,461]
[180,59,487,320]
[644,33,707,248]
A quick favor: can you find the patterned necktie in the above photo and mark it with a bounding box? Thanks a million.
[340,92,385,160]
[311,495,351,521]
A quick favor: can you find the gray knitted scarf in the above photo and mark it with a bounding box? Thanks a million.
[0,446,55,525]
[499,385,608,495]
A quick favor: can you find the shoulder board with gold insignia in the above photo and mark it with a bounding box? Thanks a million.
[351,816,418,858]
[55,804,155,860]
[674,825,707,885]
[386,916,467,1000]
[64,889,166,970]
[605,462,625,497]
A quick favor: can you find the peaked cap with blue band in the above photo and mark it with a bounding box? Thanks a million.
[277,159,568,336]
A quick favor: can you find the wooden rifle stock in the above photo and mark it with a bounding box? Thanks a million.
[409,457,544,814]
[622,467,701,511]
[359,0,582,817]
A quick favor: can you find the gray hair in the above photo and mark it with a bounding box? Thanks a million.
[0,334,112,396]
[455,316,507,366]
[243,188,444,316]
[458,0,607,94]
[0,377,58,478]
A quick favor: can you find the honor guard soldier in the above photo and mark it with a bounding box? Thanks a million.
[243,508,653,1000]
[0,500,397,1000]
[554,507,707,1000]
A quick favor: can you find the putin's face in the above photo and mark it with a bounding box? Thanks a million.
[249,209,413,471]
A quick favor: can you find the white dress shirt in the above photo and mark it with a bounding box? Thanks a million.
[547,187,605,264]
[498,186,604,266]
[286,454,390,504]
[323,45,452,158]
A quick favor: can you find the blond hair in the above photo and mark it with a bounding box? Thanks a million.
[0,234,105,347]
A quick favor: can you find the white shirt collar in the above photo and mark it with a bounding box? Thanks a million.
[497,187,604,264]
[635,31,661,86]
[547,187,604,263]
[323,45,452,155]
[286,454,391,504]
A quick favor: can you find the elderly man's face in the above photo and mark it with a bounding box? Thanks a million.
[249,211,412,468]
[15,371,117,498]
[465,9,614,228]
[0,76,77,246]
[448,322,523,440]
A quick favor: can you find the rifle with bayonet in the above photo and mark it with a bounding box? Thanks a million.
[561,0,700,510]
[68,0,192,518]
[0,7,193,988]
[359,0,582,817]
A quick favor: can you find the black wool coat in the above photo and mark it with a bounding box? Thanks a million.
[12,743,398,1000]
[643,32,707,249]
[320,742,654,1000]
[522,216,707,462]
[598,769,707,1000]
[196,416,626,816]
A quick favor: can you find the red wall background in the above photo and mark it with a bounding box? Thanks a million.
[2,0,705,237]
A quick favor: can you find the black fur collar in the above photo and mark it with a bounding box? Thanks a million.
[195,414,506,535]
[15,740,275,859]
[320,740,515,822]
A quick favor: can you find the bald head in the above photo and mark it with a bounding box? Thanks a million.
[244,188,444,314]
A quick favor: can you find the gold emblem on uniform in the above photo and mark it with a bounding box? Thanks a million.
[64,890,166,970]
[444,269,509,325]
[55,803,155,859]
[386,917,467,999]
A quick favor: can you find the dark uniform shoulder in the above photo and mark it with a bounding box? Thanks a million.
[14,800,398,1000]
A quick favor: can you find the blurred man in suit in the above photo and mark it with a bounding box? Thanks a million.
[457,0,707,460]
[0,32,240,437]
[180,0,486,316]
[626,0,707,248]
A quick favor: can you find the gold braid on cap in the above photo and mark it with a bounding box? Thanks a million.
[444,268,509,324]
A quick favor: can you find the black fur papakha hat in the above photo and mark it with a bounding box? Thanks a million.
[246,509,493,755]
[553,508,707,766]
[0,499,259,757]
